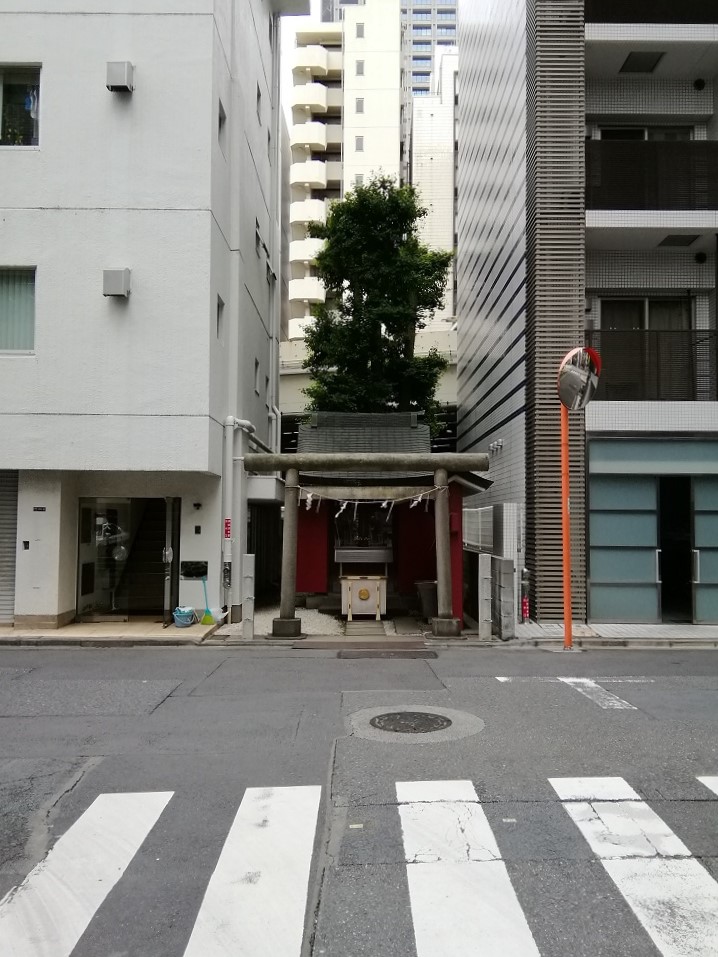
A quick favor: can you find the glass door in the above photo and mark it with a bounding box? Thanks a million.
[693,477,718,623]
[77,499,132,620]
[163,498,181,627]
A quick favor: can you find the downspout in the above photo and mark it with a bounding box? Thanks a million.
[222,416,256,617]
[268,11,283,453]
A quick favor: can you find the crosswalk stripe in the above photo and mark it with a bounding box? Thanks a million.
[697,776,718,797]
[396,780,540,956]
[557,677,637,709]
[0,791,173,957]
[182,785,321,957]
[551,776,718,956]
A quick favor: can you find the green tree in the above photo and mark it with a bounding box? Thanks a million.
[302,175,453,432]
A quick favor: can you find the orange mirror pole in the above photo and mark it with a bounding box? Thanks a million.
[560,403,573,650]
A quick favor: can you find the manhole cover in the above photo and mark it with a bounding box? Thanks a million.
[369,711,453,734]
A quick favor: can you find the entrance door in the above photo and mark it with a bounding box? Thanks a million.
[163,498,181,626]
[0,471,18,624]
[77,499,170,620]
[658,477,692,622]
[693,477,718,623]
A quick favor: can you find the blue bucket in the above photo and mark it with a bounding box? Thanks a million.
[173,607,196,628]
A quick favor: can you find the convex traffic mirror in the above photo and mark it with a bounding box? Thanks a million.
[557,346,601,411]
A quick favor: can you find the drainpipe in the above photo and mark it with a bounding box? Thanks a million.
[268,10,283,454]
[223,416,256,620]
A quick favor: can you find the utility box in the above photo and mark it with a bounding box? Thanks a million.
[491,556,516,640]
[106,61,134,92]
[103,268,131,297]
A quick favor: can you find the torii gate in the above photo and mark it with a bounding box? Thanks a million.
[244,452,490,638]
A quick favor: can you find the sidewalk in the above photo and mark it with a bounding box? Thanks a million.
[0,620,217,647]
[514,620,718,649]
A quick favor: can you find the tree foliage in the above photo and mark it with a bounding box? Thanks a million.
[302,176,452,432]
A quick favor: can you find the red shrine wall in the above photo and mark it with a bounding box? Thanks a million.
[296,503,329,593]
[296,489,465,623]
[450,483,463,623]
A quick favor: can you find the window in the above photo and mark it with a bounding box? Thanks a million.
[255,219,262,255]
[413,26,431,34]
[355,97,364,113]
[0,68,40,146]
[355,173,364,186]
[413,42,431,51]
[355,135,364,151]
[356,59,364,76]
[256,84,262,123]
[254,358,260,395]
[437,26,456,35]
[356,22,364,38]
[0,269,35,351]
[216,295,224,340]
[601,298,691,331]
[437,10,456,18]
[265,376,270,408]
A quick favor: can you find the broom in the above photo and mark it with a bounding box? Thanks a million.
[200,577,214,625]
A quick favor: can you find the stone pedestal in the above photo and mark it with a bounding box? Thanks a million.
[271,617,302,638]
[429,617,464,638]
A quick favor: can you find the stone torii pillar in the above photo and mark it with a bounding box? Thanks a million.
[432,468,462,638]
[273,467,302,638]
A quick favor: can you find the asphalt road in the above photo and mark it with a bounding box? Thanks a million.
[0,646,717,957]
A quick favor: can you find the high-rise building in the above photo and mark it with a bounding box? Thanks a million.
[323,0,458,96]
[411,45,458,324]
[0,0,308,628]
[288,0,409,338]
[457,0,718,626]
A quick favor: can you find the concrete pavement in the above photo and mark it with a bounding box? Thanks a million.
[0,646,716,956]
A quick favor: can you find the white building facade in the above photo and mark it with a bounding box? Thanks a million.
[411,45,457,325]
[0,0,307,628]
[288,0,407,338]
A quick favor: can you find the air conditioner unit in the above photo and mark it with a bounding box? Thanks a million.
[106,62,134,93]
[103,269,131,298]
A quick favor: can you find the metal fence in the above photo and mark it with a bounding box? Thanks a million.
[586,142,718,211]
[586,330,718,402]
[585,0,718,23]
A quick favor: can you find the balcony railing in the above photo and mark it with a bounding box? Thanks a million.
[585,0,718,23]
[586,142,718,211]
[585,330,717,401]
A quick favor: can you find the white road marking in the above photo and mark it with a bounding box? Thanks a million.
[550,776,640,801]
[182,785,321,957]
[397,780,540,956]
[558,677,637,709]
[396,779,478,803]
[551,777,718,956]
[697,776,718,797]
[0,791,173,957]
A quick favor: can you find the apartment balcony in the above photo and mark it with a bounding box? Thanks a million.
[325,161,342,183]
[585,0,718,23]
[292,45,329,77]
[291,82,328,114]
[289,238,325,264]
[325,125,343,148]
[586,142,718,211]
[586,330,717,401]
[290,160,327,190]
[289,199,327,226]
[326,88,343,110]
[290,122,327,151]
[289,277,326,304]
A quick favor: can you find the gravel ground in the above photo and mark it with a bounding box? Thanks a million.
[215,603,344,638]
